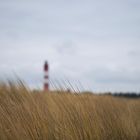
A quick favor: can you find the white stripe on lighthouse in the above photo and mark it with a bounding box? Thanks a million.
[44,78,49,84]
[44,71,49,77]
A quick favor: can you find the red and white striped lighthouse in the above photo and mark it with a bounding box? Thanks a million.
[44,61,49,91]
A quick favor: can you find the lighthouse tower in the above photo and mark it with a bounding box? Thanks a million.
[44,61,49,91]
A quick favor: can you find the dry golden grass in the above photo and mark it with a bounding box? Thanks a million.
[0,82,139,140]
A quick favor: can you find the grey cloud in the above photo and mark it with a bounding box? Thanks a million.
[0,0,140,92]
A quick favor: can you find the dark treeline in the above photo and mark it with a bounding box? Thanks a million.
[82,91,140,98]
[113,92,140,98]
[102,92,140,98]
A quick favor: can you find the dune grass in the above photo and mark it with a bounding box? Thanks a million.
[0,82,139,140]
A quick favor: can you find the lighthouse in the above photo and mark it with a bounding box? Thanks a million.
[44,61,49,91]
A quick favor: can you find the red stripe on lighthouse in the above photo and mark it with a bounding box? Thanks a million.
[44,61,49,91]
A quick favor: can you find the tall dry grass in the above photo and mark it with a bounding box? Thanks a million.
[0,82,139,140]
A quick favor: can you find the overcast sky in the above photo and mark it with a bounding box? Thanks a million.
[0,0,140,92]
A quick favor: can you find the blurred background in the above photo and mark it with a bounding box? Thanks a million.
[0,0,140,92]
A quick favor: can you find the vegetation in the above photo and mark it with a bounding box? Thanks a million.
[0,82,139,140]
